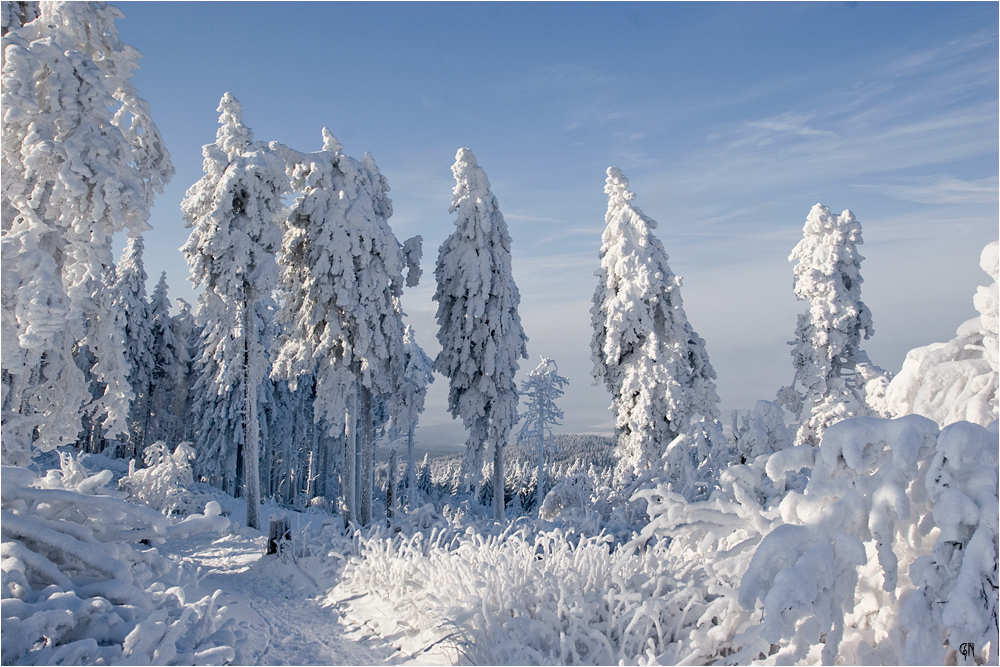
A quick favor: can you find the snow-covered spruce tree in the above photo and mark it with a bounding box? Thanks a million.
[591,167,720,486]
[1,1,172,464]
[777,203,889,446]
[271,129,407,527]
[883,240,998,426]
[517,356,568,513]
[433,148,528,522]
[113,235,154,459]
[169,297,200,445]
[181,93,286,530]
[146,272,189,447]
[397,324,435,506]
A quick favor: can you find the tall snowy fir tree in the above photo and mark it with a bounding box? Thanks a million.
[434,148,528,522]
[113,235,154,459]
[591,167,721,485]
[1,1,172,465]
[776,203,887,446]
[517,357,568,513]
[181,92,286,529]
[271,129,408,527]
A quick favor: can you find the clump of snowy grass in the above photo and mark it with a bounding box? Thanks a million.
[334,415,997,666]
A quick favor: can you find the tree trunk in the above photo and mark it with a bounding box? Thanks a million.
[243,297,261,530]
[386,448,397,525]
[493,436,505,523]
[267,515,290,555]
[343,384,357,527]
[359,384,374,526]
[536,431,546,515]
[405,422,416,507]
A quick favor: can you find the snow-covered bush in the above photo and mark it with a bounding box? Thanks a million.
[732,400,793,463]
[735,415,998,665]
[884,240,998,427]
[2,454,234,665]
[119,441,223,517]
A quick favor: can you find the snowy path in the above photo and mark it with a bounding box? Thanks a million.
[160,531,400,666]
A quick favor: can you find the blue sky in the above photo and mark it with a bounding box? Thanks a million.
[114,1,998,452]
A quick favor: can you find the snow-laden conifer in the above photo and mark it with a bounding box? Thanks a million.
[1,2,171,464]
[591,167,720,482]
[169,298,199,445]
[517,357,568,513]
[433,148,528,521]
[271,129,407,526]
[181,93,286,529]
[146,272,189,446]
[113,236,154,459]
[777,203,887,446]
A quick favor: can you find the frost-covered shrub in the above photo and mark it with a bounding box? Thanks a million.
[884,241,998,427]
[736,415,998,665]
[119,441,225,518]
[2,454,234,665]
[732,400,793,463]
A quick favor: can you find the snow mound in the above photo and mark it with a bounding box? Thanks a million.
[2,454,236,665]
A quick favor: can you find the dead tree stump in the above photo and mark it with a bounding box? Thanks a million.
[267,514,291,555]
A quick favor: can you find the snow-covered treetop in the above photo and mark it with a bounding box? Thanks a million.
[591,167,720,475]
[518,356,569,442]
[395,324,435,431]
[789,203,873,346]
[434,148,528,439]
[181,92,286,306]
[3,1,173,218]
[271,129,407,430]
[779,203,882,444]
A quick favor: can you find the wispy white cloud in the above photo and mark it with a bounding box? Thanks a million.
[853,175,998,205]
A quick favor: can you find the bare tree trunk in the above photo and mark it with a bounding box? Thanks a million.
[386,448,397,525]
[243,296,261,530]
[493,437,505,523]
[405,422,416,507]
[536,432,546,515]
[343,384,357,527]
[359,384,374,526]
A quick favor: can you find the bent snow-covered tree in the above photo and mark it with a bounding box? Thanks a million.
[181,93,286,530]
[777,203,888,446]
[591,168,720,484]
[1,1,172,465]
[434,148,528,522]
[271,129,408,527]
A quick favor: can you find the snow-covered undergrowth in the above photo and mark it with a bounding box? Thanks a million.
[334,414,998,665]
[119,441,227,517]
[2,454,235,665]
